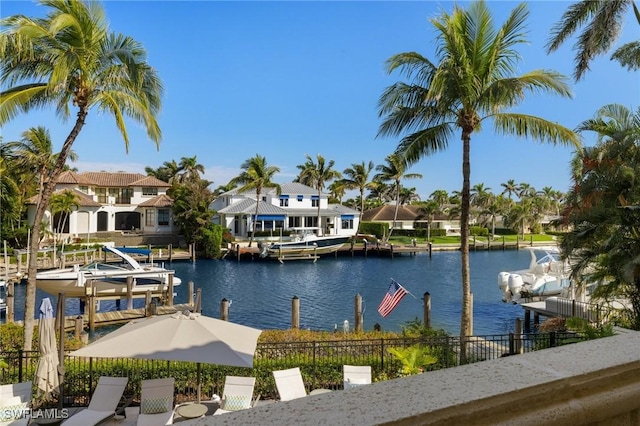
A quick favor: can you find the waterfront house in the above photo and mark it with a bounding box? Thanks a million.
[210,182,360,238]
[362,204,463,235]
[26,171,176,241]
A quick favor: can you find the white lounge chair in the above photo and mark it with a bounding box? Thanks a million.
[136,378,175,426]
[272,367,307,401]
[343,365,372,389]
[63,376,128,426]
[213,376,258,415]
[0,381,32,426]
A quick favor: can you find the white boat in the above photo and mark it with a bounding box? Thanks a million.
[36,246,181,298]
[498,246,571,304]
[0,280,6,312]
[260,228,351,260]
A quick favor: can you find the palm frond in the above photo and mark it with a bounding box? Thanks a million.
[493,113,581,148]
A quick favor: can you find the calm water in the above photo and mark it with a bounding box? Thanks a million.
[7,250,530,336]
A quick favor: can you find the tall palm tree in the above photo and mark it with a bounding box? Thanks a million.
[328,180,346,204]
[50,189,80,248]
[1,0,162,351]
[342,161,375,226]
[500,179,519,200]
[374,154,422,241]
[145,160,180,184]
[178,156,205,183]
[429,189,450,211]
[230,155,280,247]
[295,154,341,236]
[376,1,580,354]
[546,0,640,81]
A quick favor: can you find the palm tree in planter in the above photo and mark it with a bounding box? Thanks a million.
[376,1,580,360]
[230,155,280,247]
[1,1,163,351]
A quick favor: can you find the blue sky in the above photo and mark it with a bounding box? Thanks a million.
[1,1,638,199]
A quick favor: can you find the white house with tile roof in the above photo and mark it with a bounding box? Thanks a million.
[26,171,176,240]
[210,182,360,238]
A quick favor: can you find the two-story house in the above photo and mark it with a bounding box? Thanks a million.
[26,170,176,240]
[210,182,360,238]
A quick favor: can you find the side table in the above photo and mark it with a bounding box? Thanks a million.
[176,403,208,420]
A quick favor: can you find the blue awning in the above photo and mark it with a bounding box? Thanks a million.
[311,195,319,200]
[341,215,355,219]
[279,195,289,199]
[297,195,303,201]
[254,215,286,221]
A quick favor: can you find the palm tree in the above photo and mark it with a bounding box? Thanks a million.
[342,161,375,226]
[230,155,280,247]
[418,200,440,241]
[328,180,346,204]
[212,182,238,198]
[1,1,163,351]
[178,156,205,183]
[501,179,519,200]
[546,0,640,81]
[50,189,80,249]
[295,154,342,236]
[145,160,180,184]
[374,154,422,241]
[429,189,450,211]
[376,1,580,354]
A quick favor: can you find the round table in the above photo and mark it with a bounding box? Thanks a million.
[176,403,208,419]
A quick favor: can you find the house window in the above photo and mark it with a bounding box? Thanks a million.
[142,187,158,196]
[95,188,107,203]
[78,186,88,194]
[280,198,289,207]
[342,219,354,229]
[158,209,170,226]
[297,195,303,202]
[311,195,319,207]
[145,209,155,226]
[262,196,267,202]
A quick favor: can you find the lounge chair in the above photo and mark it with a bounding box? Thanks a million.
[343,365,372,389]
[63,376,128,426]
[213,376,259,415]
[0,381,32,426]
[136,378,175,426]
[272,367,307,401]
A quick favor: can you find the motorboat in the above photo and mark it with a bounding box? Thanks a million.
[260,228,351,260]
[498,246,571,304]
[0,280,6,312]
[36,246,181,298]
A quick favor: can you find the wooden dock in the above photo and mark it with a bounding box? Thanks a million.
[62,303,194,330]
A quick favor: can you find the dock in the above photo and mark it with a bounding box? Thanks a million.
[62,303,194,331]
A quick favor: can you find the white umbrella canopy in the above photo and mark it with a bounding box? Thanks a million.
[35,298,60,400]
[70,310,262,368]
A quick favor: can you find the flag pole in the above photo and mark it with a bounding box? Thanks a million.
[391,278,419,300]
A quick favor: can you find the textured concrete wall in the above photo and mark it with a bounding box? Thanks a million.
[207,331,640,425]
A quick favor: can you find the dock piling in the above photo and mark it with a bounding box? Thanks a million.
[354,294,363,332]
[423,292,431,329]
[221,298,229,321]
[291,296,300,329]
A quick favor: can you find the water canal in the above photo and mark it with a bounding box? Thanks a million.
[8,249,530,336]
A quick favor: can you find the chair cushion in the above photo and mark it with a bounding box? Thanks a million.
[140,397,171,414]
[345,378,369,389]
[0,397,28,421]
[222,395,251,411]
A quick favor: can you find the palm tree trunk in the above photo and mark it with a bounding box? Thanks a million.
[459,131,472,363]
[316,189,322,236]
[24,109,88,352]
[249,192,260,248]
[389,181,400,242]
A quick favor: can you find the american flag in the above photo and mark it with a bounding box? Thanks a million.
[377,279,408,317]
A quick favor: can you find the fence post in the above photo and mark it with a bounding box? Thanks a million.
[515,318,523,354]
[380,338,385,370]
[18,349,23,383]
[550,331,557,348]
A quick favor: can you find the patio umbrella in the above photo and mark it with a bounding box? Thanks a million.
[70,310,262,401]
[35,298,60,401]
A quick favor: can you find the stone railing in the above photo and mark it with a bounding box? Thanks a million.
[214,331,640,425]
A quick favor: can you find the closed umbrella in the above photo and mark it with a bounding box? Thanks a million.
[35,298,60,401]
[70,310,262,401]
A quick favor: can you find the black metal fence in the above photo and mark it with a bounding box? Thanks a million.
[1,331,585,407]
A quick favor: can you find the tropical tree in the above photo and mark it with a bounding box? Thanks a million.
[212,182,237,199]
[172,178,216,253]
[341,161,375,226]
[1,0,163,351]
[373,153,422,241]
[230,155,280,247]
[145,160,180,184]
[500,179,519,200]
[49,190,80,248]
[376,1,580,356]
[418,200,440,241]
[295,154,341,236]
[561,104,640,329]
[328,180,346,204]
[429,189,450,211]
[177,155,205,183]
[546,0,640,81]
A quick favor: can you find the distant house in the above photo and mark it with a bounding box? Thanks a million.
[26,171,176,240]
[210,182,360,238]
[361,204,461,235]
